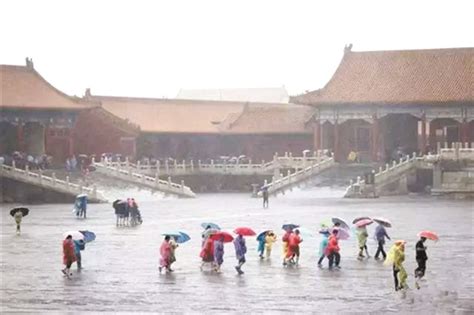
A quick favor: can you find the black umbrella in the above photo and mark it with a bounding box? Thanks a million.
[10,207,29,217]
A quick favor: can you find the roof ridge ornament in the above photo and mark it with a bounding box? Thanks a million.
[344,43,353,54]
[25,57,34,69]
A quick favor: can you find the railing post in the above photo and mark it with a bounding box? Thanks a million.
[437,142,441,154]
[182,160,186,171]
[125,156,129,169]
[455,142,460,160]
[12,160,16,169]
[211,159,214,168]
[52,172,57,185]
[25,165,29,176]
[356,176,361,184]
[392,160,397,168]
[379,166,383,173]
[287,170,291,184]
[190,160,194,172]
[174,160,178,171]
[165,160,169,174]
[167,176,172,189]
[198,160,202,170]
[249,159,252,165]
[66,176,70,189]
[137,160,141,171]
[385,163,389,171]
[181,180,185,194]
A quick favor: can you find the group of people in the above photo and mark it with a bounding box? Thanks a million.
[112,198,143,226]
[0,151,51,170]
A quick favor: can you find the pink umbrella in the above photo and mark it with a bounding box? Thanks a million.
[355,218,373,228]
[418,230,439,241]
[330,227,350,240]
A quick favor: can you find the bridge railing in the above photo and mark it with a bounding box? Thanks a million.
[260,154,335,195]
[97,150,332,175]
[1,162,106,202]
[438,142,474,160]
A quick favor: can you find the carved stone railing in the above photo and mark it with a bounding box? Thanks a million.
[258,154,336,196]
[0,163,106,202]
[92,162,196,198]
[97,150,332,176]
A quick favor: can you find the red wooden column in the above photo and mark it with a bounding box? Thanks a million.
[313,120,321,151]
[333,120,340,161]
[371,114,379,161]
[419,114,427,153]
[461,119,469,144]
[16,123,24,151]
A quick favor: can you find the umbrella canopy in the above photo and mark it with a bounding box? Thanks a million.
[332,217,350,230]
[256,230,270,242]
[355,218,373,228]
[418,231,439,241]
[202,228,219,238]
[63,231,85,240]
[373,217,392,228]
[210,231,234,243]
[234,227,256,236]
[76,194,88,199]
[330,227,350,240]
[162,231,191,244]
[79,230,96,243]
[10,207,29,217]
[201,222,221,230]
[282,224,299,232]
[352,216,372,224]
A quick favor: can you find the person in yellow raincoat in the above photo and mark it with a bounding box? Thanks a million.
[265,231,277,259]
[385,240,408,291]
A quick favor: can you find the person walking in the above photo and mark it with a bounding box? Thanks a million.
[73,239,85,270]
[169,236,179,272]
[62,235,77,278]
[234,234,247,275]
[200,235,215,271]
[415,236,428,289]
[374,223,391,260]
[326,229,341,269]
[14,211,23,235]
[281,229,292,266]
[317,229,330,267]
[264,231,277,259]
[257,232,266,259]
[262,187,269,208]
[287,229,303,265]
[386,240,408,291]
[213,236,225,272]
[159,235,172,273]
[356,226,370,259]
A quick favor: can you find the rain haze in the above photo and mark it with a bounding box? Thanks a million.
[1,0,473,314]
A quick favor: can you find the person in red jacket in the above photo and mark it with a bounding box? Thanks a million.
[62,235,77,278]
[326,229,341,269]
[200,236,215,271]
[287,229,303,266]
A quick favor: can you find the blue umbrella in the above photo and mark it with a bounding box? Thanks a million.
[282,224,299,231]
[162,231,191,244]
[79,230,96,243]
[201,222,221,230]
[257,230,270,242]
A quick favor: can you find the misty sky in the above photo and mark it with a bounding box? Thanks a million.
[1,0,472,99]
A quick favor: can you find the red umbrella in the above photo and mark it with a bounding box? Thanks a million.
[210,231,234,243]
[418,231,439,241]
[234,227,256,236]
[355,218,373,228]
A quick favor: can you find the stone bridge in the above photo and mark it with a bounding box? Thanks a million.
[1,162,107,203]
[344,142,474,198]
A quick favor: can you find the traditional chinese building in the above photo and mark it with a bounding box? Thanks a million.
[88,93,314,161]
[0,59,138,163]
[292,46,474,162]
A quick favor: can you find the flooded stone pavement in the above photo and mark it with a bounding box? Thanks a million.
[1,187,473,313]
